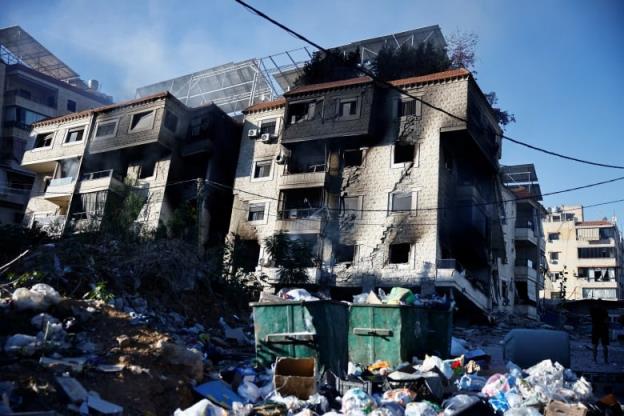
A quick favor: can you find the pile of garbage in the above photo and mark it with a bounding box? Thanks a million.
[352,288,452,309]
[175,353,621,416]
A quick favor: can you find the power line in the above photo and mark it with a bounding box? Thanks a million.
[206,174,624,213]
[233,0,624,170]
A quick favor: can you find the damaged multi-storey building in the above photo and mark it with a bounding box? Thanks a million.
[20,92,241,246]
[228,68,512,315]
[0,26,112,224]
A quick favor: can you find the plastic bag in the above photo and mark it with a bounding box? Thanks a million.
[456,374,486,392]
[442,394,480,416]
[572,377,592,400]
[237,381,260,403]
[371,403,403,416]
[488,392,510,413]
[174,399,227,416]
[12,284,61,311]
[382,388,416,406]
[481,373,510,397]
[4,334,39,355]
[503,407,541,416]
[421,355,452,380]
[342,388,377,415]
[231,402,253,416]
[405,402,439,416]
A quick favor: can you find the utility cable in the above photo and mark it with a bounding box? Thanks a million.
[233,0,624,170]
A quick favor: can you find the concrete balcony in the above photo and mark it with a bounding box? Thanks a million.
[22,146,86,173]
[278,171,327,189]
[515,227,538,245]
[0,188,30,206]
[4,90,58,116]
[181,139,213,157]
[577,238,616,247]
[77,170,125,194]
[43,177,75,204]
[515,265,538,282]
[577,257,617,268]
[275,208,325,234]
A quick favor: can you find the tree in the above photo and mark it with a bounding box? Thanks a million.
[295,48,361,86]
[485,92,516,127]
[373,42,450,81]
[447,31,479,72]
[264,232,317,285]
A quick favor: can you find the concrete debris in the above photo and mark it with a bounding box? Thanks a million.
[55,376,88,403]
[11,284,61,311]
[85,393,123,415]
[158,341,204,381]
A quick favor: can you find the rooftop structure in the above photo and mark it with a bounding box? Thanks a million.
[135,25,445,115]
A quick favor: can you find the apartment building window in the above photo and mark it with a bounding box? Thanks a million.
[34,133,53,149]
[389,243,410,264]
[582,288,617,300]
[247,202,267,222]
[64,127,84,144]
[164,111,178,132]
[341,195,363,218]
[343,149,363,167]
[564,213,575,221]
[390,191,416,213]
[392,143,416,165]
[335,244,356,264]
[138,161,156,179]
[129,110,155,132]
[260,119,277,135]
[67,100,76,112]
[578,247,615,259]
[551,215,561,222]
[549,252,560,264]
[252,160,272,181]
[289,101,316,124]
[548,232,560,242]
[399,98,422,118]
[337,98,359,120]
[95,120,118,139]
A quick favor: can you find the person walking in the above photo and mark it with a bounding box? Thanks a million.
[590,301,610,364]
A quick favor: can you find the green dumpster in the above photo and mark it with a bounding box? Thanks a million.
[348,304,428,367]
[424,307,453,358]
[348,304,453,366]
[251,300,348,374]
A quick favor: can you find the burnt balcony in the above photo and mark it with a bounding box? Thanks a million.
[282,79,378,143]
[515,224,537,245]
[77,170,125,194]
[275,207,326,233]
[279,170,328,189]
[515,258,538,282]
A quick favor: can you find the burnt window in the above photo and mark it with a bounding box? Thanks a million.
[260,119,277,135]
[289,101,315,124]
[335,244,355,264]
[341,195,362,218]
[253,160,272,179]
[338,99,358,118]
[139,161,156,179]
[95,121,117,138]
[248,203,266,222]
[34,133,53,148]
[548,232,560,242]
[130,110,155,132]
[393,143,415,164]
[233,239,261,273]
[389,243,410,264]
[65,128,84,143]
[164,111,178,132]
[343,149,362,167]
[67,99,76,112]
[390,192,413,213]
[399,99,422,117]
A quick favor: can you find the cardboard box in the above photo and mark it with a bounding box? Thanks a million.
[273,357,317,400]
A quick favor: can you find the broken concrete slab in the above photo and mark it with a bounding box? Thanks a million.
[55,376,87,403]
[86,393,123,415]
[39,356,86,372]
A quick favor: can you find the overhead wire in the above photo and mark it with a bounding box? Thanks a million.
[233,0,624,170]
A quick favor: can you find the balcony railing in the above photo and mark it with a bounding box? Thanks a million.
[78,170,124,194]
[276,207,325,233]
[278,207,325,219]
[81,169,122,182]
[5,89,57,109]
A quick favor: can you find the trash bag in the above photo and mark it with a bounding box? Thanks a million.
[174,399,227,416]
[442,394,481,416]
[237,381,261,403]
[481,374,510,397]
[382,388,416,406]
[456,374,486,392]
[488,392,510,413]
[503,407,541,416]
[4,334,39,355]
[421,355,452,380]
[342,388,377,415]
[405,401,439,416]
[12,284,61,311]
[371,403,404,416]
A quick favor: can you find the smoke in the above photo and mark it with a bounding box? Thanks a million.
[59,157,80,179]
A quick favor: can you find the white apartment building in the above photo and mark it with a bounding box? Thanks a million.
[543,205,623,300]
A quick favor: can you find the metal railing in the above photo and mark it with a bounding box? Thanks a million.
[4,89,57,109]
[80,169,122,181]
[278,207,325,219]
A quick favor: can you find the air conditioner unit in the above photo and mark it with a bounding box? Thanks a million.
[275,152,289,165]
[260,133,272,143]
[248,129,259,138]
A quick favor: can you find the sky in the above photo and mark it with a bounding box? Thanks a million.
[2,0,624,226]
